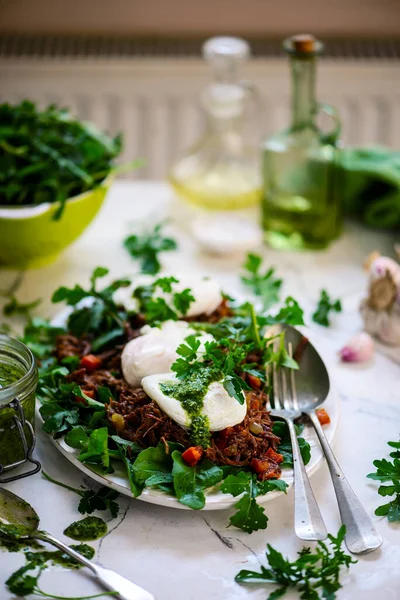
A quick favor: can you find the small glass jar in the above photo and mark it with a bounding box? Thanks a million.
[0,334,41,482]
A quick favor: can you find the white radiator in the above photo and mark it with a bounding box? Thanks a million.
[1,57,399,178]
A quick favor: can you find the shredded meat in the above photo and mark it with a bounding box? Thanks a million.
[55,334,91,361]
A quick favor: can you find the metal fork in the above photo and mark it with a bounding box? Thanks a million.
[268,342,328,541]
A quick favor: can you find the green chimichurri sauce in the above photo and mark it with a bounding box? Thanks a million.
[63,516,107,541]
[0,364,22,387]
[160,366,221,447]
[0,360,36,469]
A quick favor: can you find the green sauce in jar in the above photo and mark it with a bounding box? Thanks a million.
[0,335,38,473]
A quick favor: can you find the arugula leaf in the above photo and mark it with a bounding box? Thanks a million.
[367,440,400,521]
[221,472,288,533]
[124,222,178,274]
[242,253,282,309]
[235,526,356,599]
[0,101,127,220]
[171,451,223,510]
[312,289,342,327]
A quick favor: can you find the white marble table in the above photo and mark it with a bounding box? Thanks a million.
[1,181,399,600]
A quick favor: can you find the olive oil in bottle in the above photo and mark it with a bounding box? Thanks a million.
[262,35,342,250]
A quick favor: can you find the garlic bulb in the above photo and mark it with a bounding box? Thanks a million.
[339,332,374,363]
[360,249,400,346]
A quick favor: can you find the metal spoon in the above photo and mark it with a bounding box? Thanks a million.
[280,324,383,555]
[0,487,155,600]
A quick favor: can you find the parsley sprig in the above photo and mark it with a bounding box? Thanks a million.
[124,222,177,274]
[367,440,400,521]
[241,253,282,310]
[51,266,130,350]
[135,276,194,324]
[42,471,120,519]
[312,289,342,327]
[235,525,356,598]
[171,334,254,404]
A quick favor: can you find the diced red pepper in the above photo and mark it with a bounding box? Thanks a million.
[80,354,101,371]
[82,389,96,399]
[316,408,331,426]
[266,447,284,464]
[214,427,234,450]
[247,374,262,390]
[182,446,203,467]
[250,458,270,475]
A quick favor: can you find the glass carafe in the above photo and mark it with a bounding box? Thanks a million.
[168,37,262,253]
[262,34,342,250]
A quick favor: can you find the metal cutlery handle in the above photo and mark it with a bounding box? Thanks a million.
[286,418,328,541]
[35,531,155,600]
[308,410,382,554]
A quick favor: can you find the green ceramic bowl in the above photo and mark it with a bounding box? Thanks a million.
[0,177,112,268]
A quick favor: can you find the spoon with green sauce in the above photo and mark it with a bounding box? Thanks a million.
[0,487,155,600]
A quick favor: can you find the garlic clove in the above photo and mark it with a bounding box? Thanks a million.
[339,332,374,363]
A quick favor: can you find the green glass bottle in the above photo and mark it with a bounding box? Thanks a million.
[262,34,342,250]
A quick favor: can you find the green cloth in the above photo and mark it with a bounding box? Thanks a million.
[338,147,400,229]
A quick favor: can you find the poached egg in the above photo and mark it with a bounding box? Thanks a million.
[141,372,247,431]
[112,274,223,318]
[121,320,215,387]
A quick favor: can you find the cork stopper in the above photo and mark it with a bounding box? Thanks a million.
[292,34,316,53]
[283,34,323,56]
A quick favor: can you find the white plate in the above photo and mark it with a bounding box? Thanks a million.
[40,310,339,511]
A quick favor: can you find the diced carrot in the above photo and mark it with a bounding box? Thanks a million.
[182,446,203,467]
[316,408,331,426]
[250,458,270,475]
[82,389,96,399]
[266,447,284,464]
[80,354,102,371]
[247,374,262,390]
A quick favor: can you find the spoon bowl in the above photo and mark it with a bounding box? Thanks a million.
[0,487,39,536]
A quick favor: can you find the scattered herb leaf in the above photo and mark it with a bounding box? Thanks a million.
[235,525,356,599]
[367,440,400,522]
[312,289,342,327]
[124,222,177,274]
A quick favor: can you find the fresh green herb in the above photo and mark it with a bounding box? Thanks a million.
[272,421,311,467]
[0,101,131,220]
[42,471,120,519]
[312,289,342,327]
[171,335,252,405]
[124,222,177,274]
[235,525,356,599]
[221,472,288,533]
[367,440,400,522]
[171,451,224,510]
[64,516,107,541]
[52,267,130,349]
[20,318,66,359]
[134,276,195,324]
[2,296,41,319]
[241,253,282,309]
